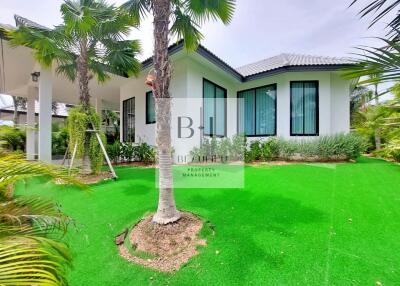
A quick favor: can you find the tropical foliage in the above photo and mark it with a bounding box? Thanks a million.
[0,150,83,285]
[8,0,141,174]
[353,84,400,161]
[345,0,400,84]
[345,0,400,161]
[67,106,105,174]
[0,126,26,151]
[106,141,156,164]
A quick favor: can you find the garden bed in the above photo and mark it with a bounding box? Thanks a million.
[118,212,206,272]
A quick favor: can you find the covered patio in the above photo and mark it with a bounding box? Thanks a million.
[0,20,128,162]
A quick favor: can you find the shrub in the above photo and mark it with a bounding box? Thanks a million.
[52,127,69,155]
[260,138,280,161]
[245,141,262,162]
[106,141,121,164]
[121,143,135,162]
[216,137,231,159]
[381,139,400,162]
[0,126,25,151]
[231,134,246,161]
[134,143,156,163]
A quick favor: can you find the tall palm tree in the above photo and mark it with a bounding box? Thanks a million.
[122,0,235,224]
[11,96,27,125]
[9,0,141,173]
[0,149,84,285]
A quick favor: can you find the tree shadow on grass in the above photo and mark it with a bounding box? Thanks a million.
[176,190,327,284]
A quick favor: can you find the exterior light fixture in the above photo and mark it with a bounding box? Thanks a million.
[31,72,40,82]
[145,70,156,87]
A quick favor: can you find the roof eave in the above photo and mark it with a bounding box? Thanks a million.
[243,64,352,82]
[141,40,244,82]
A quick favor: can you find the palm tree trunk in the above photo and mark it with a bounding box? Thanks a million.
[78,39,92,174]
[12,96,18,126]
[152,0,180,224]
[374,83,382,150]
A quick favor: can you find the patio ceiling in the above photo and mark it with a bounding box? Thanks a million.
[0,38,128,110]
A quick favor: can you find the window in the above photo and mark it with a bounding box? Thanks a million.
[122,97,135,142]
[238,84,277,136]
[146,91,156,124]
[203,79,226,137]
[290,81,319,136]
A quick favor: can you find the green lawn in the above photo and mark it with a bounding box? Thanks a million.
[15,157,400,285]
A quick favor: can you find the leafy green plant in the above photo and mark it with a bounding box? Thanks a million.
[106,142,122,164]
[52,127,69,156]
[245,141,262,162]
[121,143,135,162]
[260,138,280,161]
[134,143,156,164]
[0,150,83,285]
[67,107,104,174]
[0,126,26,151]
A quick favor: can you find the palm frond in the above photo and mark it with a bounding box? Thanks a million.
[342,39,400,85]
[0,236,71,286]
[0,153,85,195]
[185,0,236,24]
[120,0,151,25]
[101,39,142,78]
[171,7,204,51]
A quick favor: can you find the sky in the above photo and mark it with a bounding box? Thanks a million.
[0,0,394,106]
[0,0,392,66]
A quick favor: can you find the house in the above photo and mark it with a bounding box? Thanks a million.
[0,15,352,163]
[0,101,68,126]
[120,41,352,161]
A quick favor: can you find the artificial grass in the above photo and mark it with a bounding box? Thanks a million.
[15,157,400,285]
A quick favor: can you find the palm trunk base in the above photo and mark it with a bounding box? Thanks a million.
[81,154,92,175]
[152,208,181,225]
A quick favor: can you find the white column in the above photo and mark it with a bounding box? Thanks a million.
[26,86,37,160]
[38,69,53,163]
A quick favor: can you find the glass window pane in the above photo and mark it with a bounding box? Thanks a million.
[256,86,276,135]
[203,81,215,135]
[215,87,226,136]
[146,91,156,124]
[304,82,317,134]
[291,83,304,135]
[123,97,135,142]
[238,90,255,136]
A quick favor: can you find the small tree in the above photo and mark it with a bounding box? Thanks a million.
[10,0,141,173]
[122,0,235,224]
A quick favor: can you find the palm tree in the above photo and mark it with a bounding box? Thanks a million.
[345,0,400,83]
[121,0,235,224]
[11,96,27,125]
[0,149,83,285]
[369,74,383,149]
[9,0,141,173]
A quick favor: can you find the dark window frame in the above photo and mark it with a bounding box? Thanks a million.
[122,97,135,142]
[202,78,227,137]
[237,83,277,137]
[146,91,156,125]
[290,80,319,136]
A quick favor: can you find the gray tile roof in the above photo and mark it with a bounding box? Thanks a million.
[14,15,49,30]
[236,53,352,77]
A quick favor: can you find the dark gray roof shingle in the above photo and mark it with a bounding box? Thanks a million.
[236,53,352,77]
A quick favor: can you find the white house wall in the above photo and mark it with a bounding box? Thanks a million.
[330,72,351,134]
[120,53,351,161]
[120,55,188,146]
